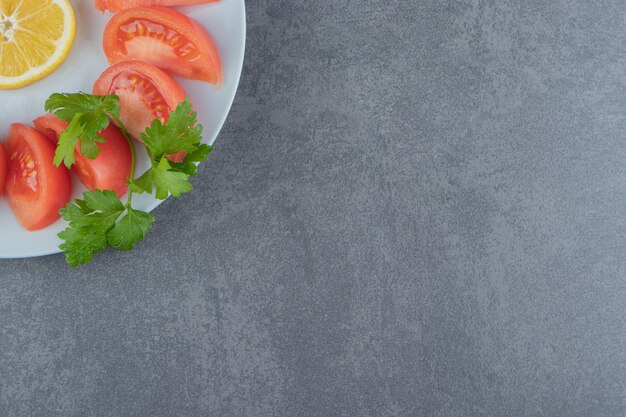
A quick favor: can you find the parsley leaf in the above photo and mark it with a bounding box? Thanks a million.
[108,209,155,251]
[45,93,120,168]
[131,158,193,199]
[82,189,123,211]
[130,99,205,200]
[129,169,154,195]
[170,144,213,176]
[53,116,82,168]
[58,190,155,266]
[59,227,109,267]
[58,190,125,266]
[152,158,193,199]
[141,98,201,160]
[45,93,120,122]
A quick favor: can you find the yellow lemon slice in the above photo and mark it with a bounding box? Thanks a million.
[0,0,75,89]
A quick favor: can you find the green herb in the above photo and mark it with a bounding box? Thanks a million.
[45,93,121,168]
[50,94,211,267]
[130,98,212,200]
[58,190,155,266]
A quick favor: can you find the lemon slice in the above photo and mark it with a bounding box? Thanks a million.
[0,0,75,89]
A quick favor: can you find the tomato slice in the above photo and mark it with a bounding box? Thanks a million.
[96,0,218,13]
[0,143,6,198]
[93,60,187,161]
[5,124,72,231]
[33,114,132,197]
[103,6,222,85]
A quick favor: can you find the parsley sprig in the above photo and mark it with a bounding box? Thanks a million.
[45,93,212,267]
[45,93,120,167]
[130,99,212,200]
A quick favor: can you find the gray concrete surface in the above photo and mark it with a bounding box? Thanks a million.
[2,0,626,415]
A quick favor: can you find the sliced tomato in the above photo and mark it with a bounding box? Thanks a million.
[93,60,187,161]
[5,124,72,231]
[0,143,6,197]
[32,113,69,145]
[96,0,218,13]
[103,6,222,85]
[33,114,132,197]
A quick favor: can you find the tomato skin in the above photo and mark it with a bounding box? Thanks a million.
[33,114,132,197]
[96,0,218,13]
[93,60,186,139]
[5,124,72,231]
[103,6,222,85]
[0,143,6,197]
[93,60,187,161]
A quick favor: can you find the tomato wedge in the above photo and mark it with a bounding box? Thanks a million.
[103,6,222,85]
[96,0,218,13]
[93,60,187,161]
[5,124,72,231]
[33,114,132,197]
[0,143,6,198]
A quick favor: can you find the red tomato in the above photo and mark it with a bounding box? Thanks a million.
[93,60,187,161]
[103,6,222,85]
[5,124,72,231]
[33,114,132,197]
[96,0,217,13]
[0,143,6,197]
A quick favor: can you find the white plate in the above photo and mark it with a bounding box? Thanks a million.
[0,0,246,259]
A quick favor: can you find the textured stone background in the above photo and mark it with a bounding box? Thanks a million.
[2,0,626,415]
